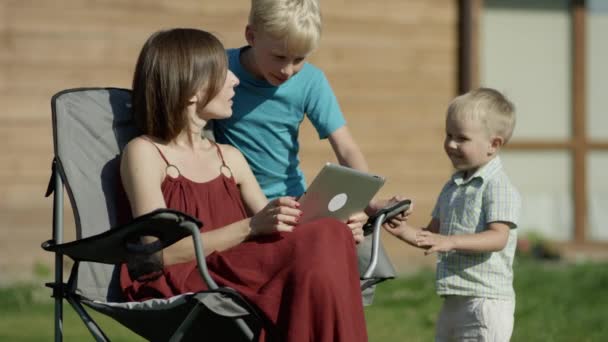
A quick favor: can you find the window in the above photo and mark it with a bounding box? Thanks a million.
[463,0,608,243]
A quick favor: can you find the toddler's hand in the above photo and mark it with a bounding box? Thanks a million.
[415,230,454,255]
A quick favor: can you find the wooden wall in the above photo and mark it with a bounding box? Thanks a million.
[0,0,457,282]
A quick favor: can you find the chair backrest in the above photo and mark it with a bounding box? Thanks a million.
[52,88,138,301]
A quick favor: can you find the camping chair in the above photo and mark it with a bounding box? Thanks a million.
[41,87,400,341]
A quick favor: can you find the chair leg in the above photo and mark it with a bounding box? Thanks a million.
[67,297,111,342]
[169,303,203,342]
[54,295,63,342]
[233,317,255,340]
[52,168,65,342]
[168,303,255,342]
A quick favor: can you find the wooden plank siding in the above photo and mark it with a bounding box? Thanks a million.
[0,0,457,280]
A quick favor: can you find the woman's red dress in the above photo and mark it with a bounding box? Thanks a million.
[119,143,368,341]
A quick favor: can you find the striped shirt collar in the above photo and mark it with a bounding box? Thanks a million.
[451,156,502,186]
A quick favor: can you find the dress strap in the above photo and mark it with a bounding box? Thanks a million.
[141,136,181,175]
[212,141,234,178]
[212,141,227,167]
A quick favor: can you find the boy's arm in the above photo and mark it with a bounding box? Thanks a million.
[327,125,371,232]
[416,221,511,255]
[328,126,369,172]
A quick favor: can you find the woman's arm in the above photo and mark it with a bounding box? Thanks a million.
[221,144,268,215]
[221,144,302,234]
[121,138,254,266]
[122,140,304,266]
[120,137,167,217]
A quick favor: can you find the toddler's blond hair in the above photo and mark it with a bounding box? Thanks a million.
[447,88,516,143]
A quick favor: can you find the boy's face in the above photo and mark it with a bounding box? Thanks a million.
[443,113,501,174]
[246,27,310,86]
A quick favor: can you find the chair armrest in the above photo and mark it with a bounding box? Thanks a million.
[41,208,202,264]
[360,200,411,279]
[363,199,411,235]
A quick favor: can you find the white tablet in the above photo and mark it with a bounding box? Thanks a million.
[298,163,385,224]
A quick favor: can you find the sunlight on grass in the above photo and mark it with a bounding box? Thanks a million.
[365,258,608,342]
[1,259,607,341]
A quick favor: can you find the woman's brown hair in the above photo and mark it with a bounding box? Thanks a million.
[132,28,227,141]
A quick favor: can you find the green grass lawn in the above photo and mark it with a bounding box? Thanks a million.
[1,258,607,341]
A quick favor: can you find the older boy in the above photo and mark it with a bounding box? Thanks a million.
[213,0,368,201]
[385,88,522,341]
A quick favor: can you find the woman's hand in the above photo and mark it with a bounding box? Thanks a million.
[250,196,302,236]
[346,211,367,244]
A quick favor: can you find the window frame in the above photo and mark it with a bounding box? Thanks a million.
[459,0,608,243]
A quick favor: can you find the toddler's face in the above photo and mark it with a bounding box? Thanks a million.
[443,114,496,175]
[249,31,309,86]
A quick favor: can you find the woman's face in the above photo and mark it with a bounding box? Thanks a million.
[198,70,240,120]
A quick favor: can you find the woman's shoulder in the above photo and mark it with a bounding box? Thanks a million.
[125,135,161,151]
[122,135,164,163]
[214,142,241,158]
[215,142,247,165]
[214,142,250,180]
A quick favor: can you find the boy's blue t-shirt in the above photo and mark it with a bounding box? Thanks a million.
[214,47,346,199]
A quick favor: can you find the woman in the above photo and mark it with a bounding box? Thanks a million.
[119,28,369,341]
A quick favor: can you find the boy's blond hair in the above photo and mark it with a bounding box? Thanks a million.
[249,0,321,55]
[447,87,516,144]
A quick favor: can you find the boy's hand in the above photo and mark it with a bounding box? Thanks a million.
[346,211,367,244]
[384,197,412,230]
[415,230,455,255]
[367,195,413,231]
[383,222,407,238]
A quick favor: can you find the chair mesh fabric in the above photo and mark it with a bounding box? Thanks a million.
[50,88,395,320]
[50,88,263,340]
[84,292,256,342]
[52,88,138,301]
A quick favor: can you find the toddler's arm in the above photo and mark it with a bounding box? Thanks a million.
[416,221,510,255]
[384,217,440,249]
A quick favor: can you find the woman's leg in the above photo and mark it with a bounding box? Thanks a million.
[276,218,368,342]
